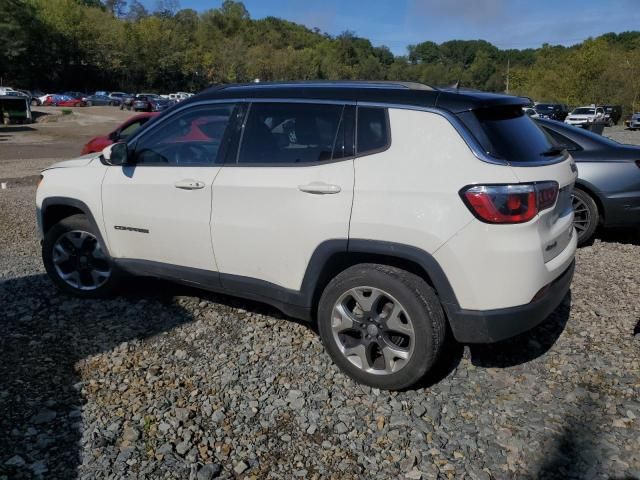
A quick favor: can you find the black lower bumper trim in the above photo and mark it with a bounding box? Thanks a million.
[446,260,575,343]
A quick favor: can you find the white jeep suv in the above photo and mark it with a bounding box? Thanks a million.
[36,81,577,390]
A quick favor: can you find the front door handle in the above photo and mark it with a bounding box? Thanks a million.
[298,182,341,194]
[175,179,205,190]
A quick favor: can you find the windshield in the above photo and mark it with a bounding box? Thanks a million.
[572,108,595,115]
[536,104,557,111]
[458,105,559,163]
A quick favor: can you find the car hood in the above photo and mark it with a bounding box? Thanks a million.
[43,153,101,171]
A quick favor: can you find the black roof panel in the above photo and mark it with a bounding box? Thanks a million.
[187,81,529,113]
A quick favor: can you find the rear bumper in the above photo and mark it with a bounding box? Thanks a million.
[446,260,574,343]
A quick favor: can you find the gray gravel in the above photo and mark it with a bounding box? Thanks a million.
[0,125,639,479]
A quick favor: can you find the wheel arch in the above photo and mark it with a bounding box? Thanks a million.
[40,197,111,256]
[302,239,460,322]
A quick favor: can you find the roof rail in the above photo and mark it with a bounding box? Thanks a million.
[213,80,436,91]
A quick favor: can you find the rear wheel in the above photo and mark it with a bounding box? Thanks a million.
[572,188,599,246]
[86,101,93,107]
[318,264,446,390]
[43,214,120,298]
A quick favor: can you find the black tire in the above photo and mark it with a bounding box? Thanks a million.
[317,264,446,390]
[42,214,120,298]
[572,188,599,246]
[86,101,92,107]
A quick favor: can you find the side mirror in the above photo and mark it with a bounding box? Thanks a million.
[101,142,129,166]
[108,130,119,141]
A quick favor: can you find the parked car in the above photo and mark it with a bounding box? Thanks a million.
[43,94,86,107]
[36,81,577,390]
[523,107,539,118]
[62,92,88,102]
[120,94,136,111]
[565,106,606,127]
[534,103,569,121]
[85,94,121,107]
[625,113,640,130]
[108,92,128,101]
[602,105,622,126]
[537,118,640,245]
[133,95,172,112]
[81,112,159,154]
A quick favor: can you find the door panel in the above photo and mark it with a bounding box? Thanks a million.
[102,166,220,270]
[212,162,354,290]
[211,102,355,291]
[101,102,240,271]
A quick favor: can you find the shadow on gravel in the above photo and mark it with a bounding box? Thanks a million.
[535,392,639,480]
[0,274,197,479]
[468,292,572,368]
[0,126,36,133]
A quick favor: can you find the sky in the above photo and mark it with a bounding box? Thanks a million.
[141,0,640,55]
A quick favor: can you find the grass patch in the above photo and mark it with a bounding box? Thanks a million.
[61,109,72,115]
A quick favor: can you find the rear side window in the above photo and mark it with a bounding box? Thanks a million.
[238,103,344,164]
[357,107,390,155]
[458,106,558,163]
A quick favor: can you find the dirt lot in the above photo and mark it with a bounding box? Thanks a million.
[0,109,639,479]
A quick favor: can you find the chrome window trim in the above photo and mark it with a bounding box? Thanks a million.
[127,97,567,168]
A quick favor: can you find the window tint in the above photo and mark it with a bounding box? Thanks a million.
[332,105,355,160]
[133,104,236,165]
[357,107,389,155]
[119,120,144,140]
[238,103,344,164]
[458,106,558,163]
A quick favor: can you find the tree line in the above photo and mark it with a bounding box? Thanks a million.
[2,0,640,114]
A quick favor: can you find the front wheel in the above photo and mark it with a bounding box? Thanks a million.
[572,188,599,246]
[42,214,120,298]
[318,264,446,390]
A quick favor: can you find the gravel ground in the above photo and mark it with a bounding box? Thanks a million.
[0,120,639,479]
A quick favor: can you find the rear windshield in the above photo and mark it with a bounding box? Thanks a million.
[536,104,558,111]
[457,105,558,163]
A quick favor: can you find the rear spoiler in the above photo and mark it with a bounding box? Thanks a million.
[435,89,532,113]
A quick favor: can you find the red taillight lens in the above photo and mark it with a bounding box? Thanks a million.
[461,182,558,224]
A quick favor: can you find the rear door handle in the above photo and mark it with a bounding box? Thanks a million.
[298,182,341,194]
[175,179,206,190]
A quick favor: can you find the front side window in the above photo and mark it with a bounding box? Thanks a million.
[357,107,390,155]
[238,103,344,164]
[132,104,236,165]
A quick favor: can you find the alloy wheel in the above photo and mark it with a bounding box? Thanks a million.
[572,194,591,237]
[51,230,111,291]
[331,287,414,375]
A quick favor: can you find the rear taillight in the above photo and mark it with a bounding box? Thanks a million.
[461,182,558,224]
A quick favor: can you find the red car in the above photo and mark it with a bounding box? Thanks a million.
[43,95,86,107]
[81,112,159,155]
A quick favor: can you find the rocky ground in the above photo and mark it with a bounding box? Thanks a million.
[0,117,639,479]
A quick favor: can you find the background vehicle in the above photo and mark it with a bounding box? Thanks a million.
[37,81,577,390]
[602,105,622,126]
[108,92,127,101]
[626,113,640,130]
[85,94,120,107]
[133,95,172,112]
[43,94,86,107]
[81,112,158,154]
[523,107,539,117]
[537,118,640,245]
[534,103,569,121]
[565,106,606,127]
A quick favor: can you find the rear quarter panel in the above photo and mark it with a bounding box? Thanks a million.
[349,107,520,254]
